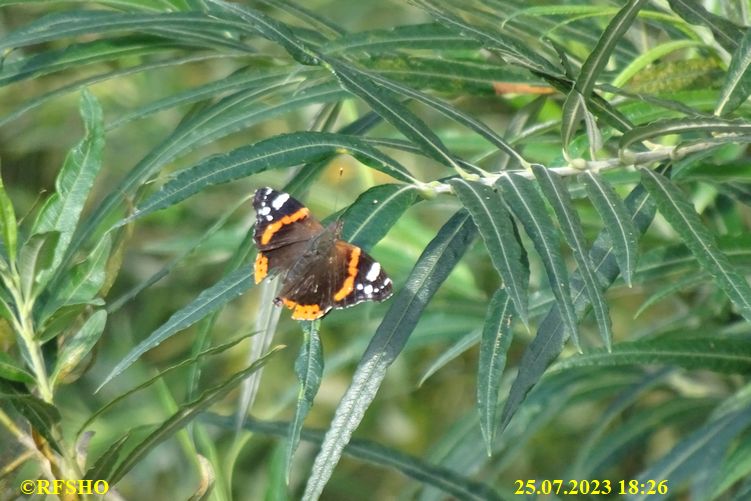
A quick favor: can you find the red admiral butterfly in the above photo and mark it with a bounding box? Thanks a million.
[253,187,393,320]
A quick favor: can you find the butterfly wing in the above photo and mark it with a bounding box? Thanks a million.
[253,187,323,283]
[277,239,393,320]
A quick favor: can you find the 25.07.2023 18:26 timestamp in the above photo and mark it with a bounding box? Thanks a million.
[514,479,669,496]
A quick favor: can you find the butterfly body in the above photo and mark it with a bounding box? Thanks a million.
[253,187,393,320]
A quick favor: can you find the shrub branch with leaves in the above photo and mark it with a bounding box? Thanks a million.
[1,0,751,500]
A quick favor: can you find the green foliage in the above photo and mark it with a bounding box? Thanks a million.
[1,1,751,500]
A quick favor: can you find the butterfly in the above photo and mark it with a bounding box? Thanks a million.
[253,187,393,320]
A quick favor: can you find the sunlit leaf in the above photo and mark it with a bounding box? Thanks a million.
[302,210,476,500]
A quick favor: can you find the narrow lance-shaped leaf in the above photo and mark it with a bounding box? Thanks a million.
[108,345,284,484]
[97,266,254,391]
[628,404,751,501]
[286,320,323,482]
[365,71,524,164]
[716,28,751,116]
[418,329,480,387]
[341,184,418,250]
[0,352,34,384]
[532,165,612,349]
[34,89,104,269]
[477,289,514,455]
[640,168,751,324]
[499,173,658,432]
[552,337,751,374]
[321,55,459,171]
[563,0,646,148]
[208,414,501,501]
[207,0,319,65]
[410,0,563,77]
[302,210,477,500]
[51,310,107,386]
[580,171,638,287]
[40,235,112,322]
[668,0,744,53]
[576,0,648,97]
[85,434,130,482]
[126,132,416,224]
[450,178,528,325]
[77,330,259,442]
[620,117,751,150]
[0,167,17,266]
[0,381,62,453]
[497,173,580,350]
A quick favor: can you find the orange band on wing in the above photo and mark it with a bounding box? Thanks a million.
[333,247,361,301]
[281,298,324,320]
[260,208,310,245]
[254,253,269,284]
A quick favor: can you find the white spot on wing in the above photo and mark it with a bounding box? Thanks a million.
[366,262,381,281]
[259,206,271,216]
[384,278,392,286]
[364,284,373,295]
[271,193,289,210]
[356,283,364,290]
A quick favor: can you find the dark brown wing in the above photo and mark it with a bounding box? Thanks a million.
[276,239,393,320]
[253,187,323,283]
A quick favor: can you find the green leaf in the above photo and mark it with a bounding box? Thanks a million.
[411,0,563,77]
[302,210,476,500]
[39,235,112,322]
[477,289,514,455]
[628,403,751,501]
[581,171,639,287]
[209,412,502,501]
[640,168,751,324]
[716,28,751,116]
[33,89,105,270]
[620,117,751,149]
[257,0,343,39]
[418,329,480,387]
[97,266,254,392]
[206,0,319,65]
[0,352,34,384]
[78,330,259,441]
[341,184,418,250]
[365,71,524,163]
[668,0,744,53]
[532,165,611,349]
[324,23,479,54]
[286,321,323,481]
[710,432,751,499]
[126,132,416,223]
[0,168,17,266]
[18,232,60,300]
[575,0,648,98]
[0,381,62,453]
[450,178,529,325]
[51,310,107,386]
[500,177,657,432]
[63,81,345,275]
[497,173,580,349]
[108,345,284,484]
[552,337,751,374]
[0,36,181,88]
[0,11,249,53]
[321,55,458,170]
[85,434,130,482]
